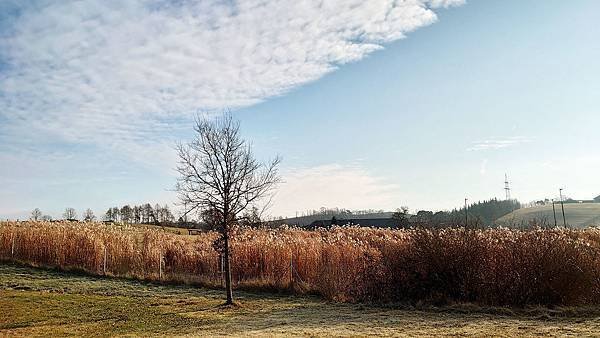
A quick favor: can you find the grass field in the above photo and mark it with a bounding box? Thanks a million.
[497,203,600,228]
[2,264,600,337]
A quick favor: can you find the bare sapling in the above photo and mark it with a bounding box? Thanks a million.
[175,113,281,305]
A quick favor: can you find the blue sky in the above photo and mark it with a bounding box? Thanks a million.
[1,0,599,220]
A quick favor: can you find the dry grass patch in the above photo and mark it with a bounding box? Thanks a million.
[2,264,600,337]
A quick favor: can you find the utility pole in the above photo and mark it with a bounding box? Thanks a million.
[464,198,468,227]
[504,174,511,200]
[559,188,566,226]
[551,199,557,227]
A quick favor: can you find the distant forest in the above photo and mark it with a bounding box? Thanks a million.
[400,198,522,227]
[31,199,521,229]
[277,199,521,228]
[103,203,175,225]
[278,208,393,227]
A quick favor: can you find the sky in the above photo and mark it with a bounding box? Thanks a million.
[1,0,599,220]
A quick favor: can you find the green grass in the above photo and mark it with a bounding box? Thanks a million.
[497,203,600,228]
[2,263,600,337]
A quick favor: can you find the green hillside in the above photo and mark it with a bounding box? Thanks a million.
[496,203,600,228]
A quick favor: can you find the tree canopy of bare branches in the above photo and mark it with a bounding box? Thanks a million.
[175,113,281,305]
[31,208,42,221]
[83,208,96,222]
[63,208,77,221]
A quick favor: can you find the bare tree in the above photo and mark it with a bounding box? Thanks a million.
[120,205,133,223]
[154,203,162,225]
[200,207,221,231]
[175,113,281,305]
[240,205,262,228]
[133,206,142,224]
[160,204,174,224]
[31,208,42,221]
[111,207,120,222]
[392,206,410,228]
[104,208,115,222]
[142,203,154,224]
[83,209,96,222]
[63,208,78,221]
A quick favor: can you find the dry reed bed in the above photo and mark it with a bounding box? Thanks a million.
[2,221,600,306]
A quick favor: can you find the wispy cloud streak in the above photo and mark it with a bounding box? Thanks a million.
[468,136,531,151]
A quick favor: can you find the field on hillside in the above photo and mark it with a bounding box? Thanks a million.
[2,264,600,337]
[497,203,600,228]
[5,221,600,307]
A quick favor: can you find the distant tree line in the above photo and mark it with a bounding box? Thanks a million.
[294,207,386,218]
[29,207,96,222]
[393,198,522,227]
[28,204,175,225]
[276,207,391,227]
[103,203,174,225]
[461,198,521,225]
[28,198,521,229]
[274,202,522,229]
[30,208,51,221]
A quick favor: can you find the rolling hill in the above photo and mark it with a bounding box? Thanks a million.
[496,203,600,228]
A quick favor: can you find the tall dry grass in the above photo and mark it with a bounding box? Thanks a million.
[2,221,600,306]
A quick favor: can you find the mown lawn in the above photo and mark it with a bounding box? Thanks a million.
[1,263,599,337]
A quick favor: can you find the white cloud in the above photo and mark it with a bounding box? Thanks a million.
[270,164,401,217]
[0,0,463,159]
[468,136,531,151]
[427,0,466,8]
[0,1,465,217]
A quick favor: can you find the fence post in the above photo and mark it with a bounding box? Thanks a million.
[103,246,107,275]
[159,253,163,280]
[290,252,294,287]
[11,235,15,258]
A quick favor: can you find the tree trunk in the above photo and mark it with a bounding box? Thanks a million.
[223,226,234,305]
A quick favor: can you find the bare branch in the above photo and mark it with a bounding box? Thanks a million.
[175,112,281,228]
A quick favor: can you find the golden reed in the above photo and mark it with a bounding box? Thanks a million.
[2,221,600,305]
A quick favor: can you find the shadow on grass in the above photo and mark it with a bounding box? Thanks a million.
[2,261,600,322]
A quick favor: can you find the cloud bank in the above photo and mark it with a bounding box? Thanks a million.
[273,164,401,217]
[0,0,463,153]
